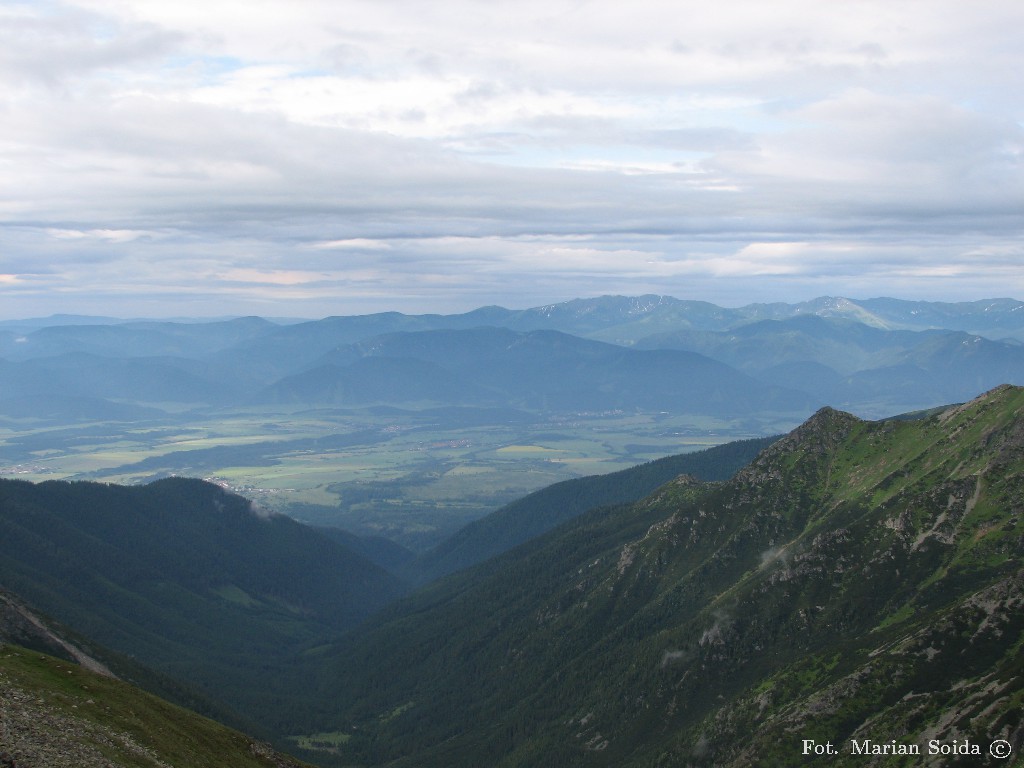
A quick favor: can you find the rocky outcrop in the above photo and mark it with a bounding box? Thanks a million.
[0,590,114,678]
[0,646,311,768]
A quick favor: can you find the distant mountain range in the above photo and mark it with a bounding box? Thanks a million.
[260,327,814,415]
[635,315,1024,411]
[2,295,1023,421]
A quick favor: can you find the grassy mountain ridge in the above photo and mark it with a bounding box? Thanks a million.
[410,435,779,582]
[306,385,1024,766]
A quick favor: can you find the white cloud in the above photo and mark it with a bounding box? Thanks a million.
[46,228,154,243]
[1,0,1023,318]
[309,238,393,251]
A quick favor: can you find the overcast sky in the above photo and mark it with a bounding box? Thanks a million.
[1,0,1022,318]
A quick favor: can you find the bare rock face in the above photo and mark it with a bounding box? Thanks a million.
[0,591,114,678]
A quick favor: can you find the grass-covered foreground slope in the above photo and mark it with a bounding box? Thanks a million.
[0,644,312,768]
[311,384,1024,767]
[0,585,261,737]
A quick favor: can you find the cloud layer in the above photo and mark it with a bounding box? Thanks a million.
[2,0,1022,317]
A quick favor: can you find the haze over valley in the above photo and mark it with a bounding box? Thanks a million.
[4,294,1024,549]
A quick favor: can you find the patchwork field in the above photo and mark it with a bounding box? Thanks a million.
[0,405,798,549]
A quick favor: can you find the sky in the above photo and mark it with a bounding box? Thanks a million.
[1,0,1023,319]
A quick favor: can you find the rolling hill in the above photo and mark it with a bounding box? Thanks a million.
[261,327,816,414]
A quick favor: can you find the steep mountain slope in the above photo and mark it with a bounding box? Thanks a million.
[313,525,416,573]
[0,585,269,737]
[1,587,117,678]
[410,435,779,583]
[308,385,1024,767]
[0,644,312,768]
[0,477,405,729]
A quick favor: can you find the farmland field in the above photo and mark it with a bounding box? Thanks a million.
[0,405,798,549]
